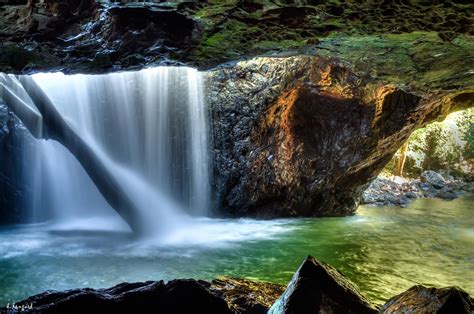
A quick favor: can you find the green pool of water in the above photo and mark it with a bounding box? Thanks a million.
[0,195,473,306]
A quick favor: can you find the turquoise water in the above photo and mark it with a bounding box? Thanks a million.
[0,196,473,306]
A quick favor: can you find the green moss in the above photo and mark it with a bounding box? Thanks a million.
[195,0,239,18]
[197,19,262,60]
[189,0,474,83]
[251,39,307,51]
[384,108,474,177]
[316,32,474,90]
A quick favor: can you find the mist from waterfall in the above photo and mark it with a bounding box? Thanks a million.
[29,67,212,235]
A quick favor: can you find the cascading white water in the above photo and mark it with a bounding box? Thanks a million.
[30,67,211,233]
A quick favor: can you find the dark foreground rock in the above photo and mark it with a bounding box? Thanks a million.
[381,285,474,314]
[268,256,377,314]
[2,279,233,314]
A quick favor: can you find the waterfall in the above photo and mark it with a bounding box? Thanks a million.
[28,67,211,233]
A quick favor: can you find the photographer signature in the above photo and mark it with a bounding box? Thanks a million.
[1,302,34,313]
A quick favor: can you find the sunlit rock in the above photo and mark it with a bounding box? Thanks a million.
[421,170,447,189]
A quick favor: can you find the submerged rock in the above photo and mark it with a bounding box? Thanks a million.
[436,189,458,200]
[268,256,377,314]
[381,285,474,314]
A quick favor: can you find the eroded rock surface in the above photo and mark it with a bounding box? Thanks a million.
[208,56,472,217]
[0,101,32,224]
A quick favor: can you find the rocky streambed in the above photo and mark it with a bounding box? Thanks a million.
[2,256,472,314]
[363,170,474,208]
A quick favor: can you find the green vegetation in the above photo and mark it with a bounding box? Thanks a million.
[462,115,474,160]
[386,108,474,177]
[317,32,474,90]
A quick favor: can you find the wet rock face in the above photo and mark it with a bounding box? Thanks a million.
[381,285,474,314]
[268,256,377,314]
[209,56,461,217]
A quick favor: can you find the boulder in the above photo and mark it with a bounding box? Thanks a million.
[209,51,471,218]
[421,170,446,189]
[381,285,474,314]
[268,256,377,314]
[1,280,233,314]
